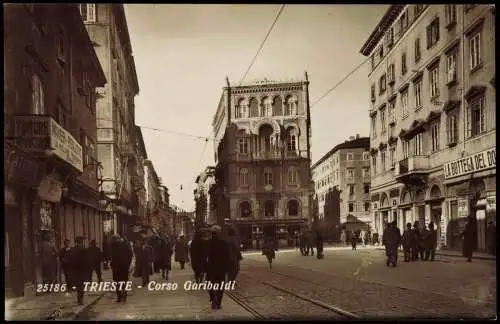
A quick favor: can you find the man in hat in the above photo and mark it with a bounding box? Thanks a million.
[110,235,133,303]
[205,225,230,310]
[67,236,90,305]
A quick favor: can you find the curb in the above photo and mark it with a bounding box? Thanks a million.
[70,292,105,320]
[375,248,496,261]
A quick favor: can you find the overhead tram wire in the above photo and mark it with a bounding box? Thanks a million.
[238,4,286,86]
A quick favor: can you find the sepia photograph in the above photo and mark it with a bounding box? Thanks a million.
[4,3,496,321]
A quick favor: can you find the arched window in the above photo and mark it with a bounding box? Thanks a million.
[237,98,249,118]
[32,74,45,115]
[288,166,297,185]
[240,201,252,218]
[264,200,275,217]
[249,97,259,117]
[286,95,298,115]
[262,97,273,117]
[264,168,273,186]
[259,124,274,153]
[239,168,249,186]
[288,200,299,216]
[287,128,297,152]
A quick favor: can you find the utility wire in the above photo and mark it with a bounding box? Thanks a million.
[310,56,371,108]
[238,4,286,86]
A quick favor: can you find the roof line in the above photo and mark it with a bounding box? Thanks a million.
[311,137,370,170]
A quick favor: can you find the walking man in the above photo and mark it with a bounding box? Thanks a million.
[425,222,438,261]
[400,223,413,262]
[58,239,72,285]
[67,237,89,305]
[190,231,207,283]
[175,235,189,270]
[205,225,230,310]
[110,235,133,303]
[383,221,401,267]
[87,240,103,282]
[461,216,475,262]
[226,228,242,281]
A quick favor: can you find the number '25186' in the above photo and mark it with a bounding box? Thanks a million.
[36,283,67,293]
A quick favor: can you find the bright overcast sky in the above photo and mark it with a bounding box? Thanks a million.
[124,4,388,211]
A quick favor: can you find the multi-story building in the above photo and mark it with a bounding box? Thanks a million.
[311,136,371,229]
[360,5,495,250]
[211,75,314,248]
[4,4,106,296]
[80,4,141,237]
[130,125,148,224]
[144,160,161,231]
[194,166,216,228]
[157,185,172,235]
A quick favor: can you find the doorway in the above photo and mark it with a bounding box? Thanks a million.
[431,205,442,247]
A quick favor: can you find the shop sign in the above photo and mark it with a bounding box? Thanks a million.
[443,148,496,180]
[457,199,469,218]
[38,175,63,203]
[4,143,42,187]
[50,120,83,173]
[40,203,53,230]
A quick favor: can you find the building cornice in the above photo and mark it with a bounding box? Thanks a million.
[359,5,406,56]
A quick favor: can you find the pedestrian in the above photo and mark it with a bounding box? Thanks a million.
[58,239,72,286]
[372,232,379,246]
[67,237,89,305]
[461,216,475,262]
[132,240,142,278]
[383,221,401,267]
[151,236,162,274]
[360,229,366,246]
[175,235,189,270]
[39,231,58,285]
[102,236,111,271]
[350,231,358,250]
[418,224,428,261]
[411,221,421,261]
[308,230,316,256]
[205,225,230,310]
[424,222,438,261]
[138,238,154,286]
[159,237,173,280]
[340,230,346,246]
[299,232,307,256]
[365,229,372,246]
[262,237,277,269]
[486,221,496,256]
[110,235,133,303]
[316,231,324,259]
[87,240,103,282]
[400,223,414,262]
[190,231,207,283]
[226,228,243,281]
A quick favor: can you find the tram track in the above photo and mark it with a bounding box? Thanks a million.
[226,271,359,319]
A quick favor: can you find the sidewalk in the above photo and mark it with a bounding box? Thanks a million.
[5,268,114,321]
[374,247,496,261]
[89,265,254,320]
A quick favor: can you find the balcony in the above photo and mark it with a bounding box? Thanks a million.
[9,115,83,173]
[395,155,430,186]
[253,150,282,160]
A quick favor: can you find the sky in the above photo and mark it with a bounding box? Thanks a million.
[124,4,389,211]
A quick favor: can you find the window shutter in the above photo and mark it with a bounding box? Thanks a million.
[426,25,431,48]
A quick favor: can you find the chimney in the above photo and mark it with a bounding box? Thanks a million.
[356,134,360,139]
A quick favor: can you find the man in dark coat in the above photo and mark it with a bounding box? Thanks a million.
[424,222,438,261]
[226,228,243,281]
[110,235,133,303]
[138,238,154,286]
[461,216,475,262]
[316,231,324,259]
[411,221,421,261]
[158,237,173,280]
[190,231,207,283]
[299,232,307,256]
[400,223,414,262]
[307,230,316,256]
[175,235,189,270]
[205,225,230,310]
[383,221,401,267]
[58,239,72,285]
[67,237,89,305]
[87,240,103,282]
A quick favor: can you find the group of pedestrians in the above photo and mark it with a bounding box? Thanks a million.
[296,230,324,259]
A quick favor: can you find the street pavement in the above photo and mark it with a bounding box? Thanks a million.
[79,264,254,320]
[5,269,113,320]
[239,247,496,319]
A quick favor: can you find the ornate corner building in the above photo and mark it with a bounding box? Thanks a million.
[360,5,495,251]
[211,75,314,248]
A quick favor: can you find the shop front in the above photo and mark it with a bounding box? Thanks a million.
[443,148,496,252]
